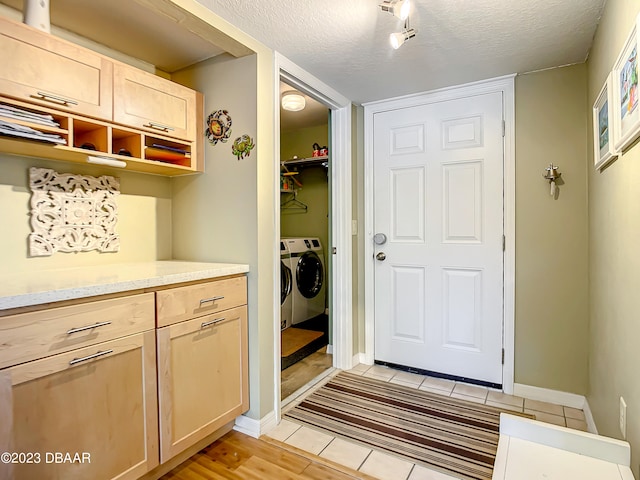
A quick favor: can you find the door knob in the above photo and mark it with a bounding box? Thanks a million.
[376,252,386,261]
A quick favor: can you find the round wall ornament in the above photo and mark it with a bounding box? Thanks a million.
[206,109,232,145]
[232,134,255,160]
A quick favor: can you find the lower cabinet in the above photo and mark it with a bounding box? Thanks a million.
[156,305,249,463]
[0,331,158,480]
[0,274,249,478]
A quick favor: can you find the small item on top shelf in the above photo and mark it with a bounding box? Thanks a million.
[312,142,320,157]
[320,146,328,156]
[79,142,96,150]
[117,148,132,157]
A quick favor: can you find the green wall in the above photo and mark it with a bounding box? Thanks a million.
[281,124,329,162]
[281,124,330,268]
[587,0,640,475]
[171,53,272,420]
[514,65,590,395]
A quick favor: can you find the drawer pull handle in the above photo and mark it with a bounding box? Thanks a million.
[69,349,114,366]
[143,121,174,132]
[34,91,78,106]
[201,317,225,329]
[199,296,224,305]
[66,321,112,335]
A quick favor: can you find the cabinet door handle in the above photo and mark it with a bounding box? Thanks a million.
[33,91,79,106]
[69,349,114,366]
[66,321,111,335]
[201,317,225,329]
[143,121,174,132]
[199,296,224,305]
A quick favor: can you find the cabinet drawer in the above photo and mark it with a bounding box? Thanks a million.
[156,276,247,327]
[113,63,197,141]
[0,17,113,119]
[0,293,154,369]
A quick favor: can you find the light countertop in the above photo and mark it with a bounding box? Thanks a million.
[0,261,249,310]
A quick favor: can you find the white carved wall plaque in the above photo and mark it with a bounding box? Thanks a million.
[29,167,120,256]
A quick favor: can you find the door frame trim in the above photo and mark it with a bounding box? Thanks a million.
[362,75,516,394]
[273,52,353,423]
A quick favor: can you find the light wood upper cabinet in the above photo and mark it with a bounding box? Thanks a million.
[0,17,113,119]
[113,64,198,141]
[0,331,159,480]
[0,16,204,176]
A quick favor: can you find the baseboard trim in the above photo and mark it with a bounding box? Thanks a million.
[582,398,599,435]
[326,344,334,355]
[513,383,585,409]
[352,352,368,366]
[233,410,277,438]
[513,383,599,433]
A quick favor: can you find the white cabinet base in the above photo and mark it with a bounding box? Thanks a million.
[493,414,635,480]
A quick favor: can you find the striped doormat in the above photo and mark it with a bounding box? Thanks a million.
[285,371,533,480]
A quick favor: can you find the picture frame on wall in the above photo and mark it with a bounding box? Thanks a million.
[612,12,640,152]
[593,73,617,170]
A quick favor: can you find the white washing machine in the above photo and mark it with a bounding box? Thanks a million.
[280,240,293,330]
[284,237,326,325]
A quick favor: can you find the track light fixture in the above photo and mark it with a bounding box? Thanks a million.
[379,0,416,49]
[390,27,416,49]
[379,0,411,21]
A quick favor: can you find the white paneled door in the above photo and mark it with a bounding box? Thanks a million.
[373,92,504,385]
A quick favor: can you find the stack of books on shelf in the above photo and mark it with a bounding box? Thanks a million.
[145,143,190,161]
[0,104,66,145]
[0,104,60,127]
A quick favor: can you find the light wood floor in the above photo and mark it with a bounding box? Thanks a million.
[160,430,373,480]
[281,347,333,400]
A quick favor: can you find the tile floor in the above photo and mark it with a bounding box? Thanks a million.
[266,363,590,480]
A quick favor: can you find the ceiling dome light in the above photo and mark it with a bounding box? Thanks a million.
[379,0,411,21]
[281,91,306,111]
[390,28,416,49]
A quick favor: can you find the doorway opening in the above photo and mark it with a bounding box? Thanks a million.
[279,79,333,401]
[273,54,353,423]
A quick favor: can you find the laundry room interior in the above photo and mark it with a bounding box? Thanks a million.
[279,80,332,400]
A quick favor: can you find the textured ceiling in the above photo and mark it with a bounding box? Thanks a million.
[197,0,606,103]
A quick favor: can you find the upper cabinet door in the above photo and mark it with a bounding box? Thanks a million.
[113,64,196,141]
[0,17,113,120]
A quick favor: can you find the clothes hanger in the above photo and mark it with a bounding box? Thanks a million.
[281,191,308,212]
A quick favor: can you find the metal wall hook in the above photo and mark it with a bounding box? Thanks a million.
[543,164,562,196]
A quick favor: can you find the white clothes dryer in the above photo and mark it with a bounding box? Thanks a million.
[284,237,326,325]
[280,240,293,330]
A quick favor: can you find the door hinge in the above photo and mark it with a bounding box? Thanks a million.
[502,348,505,365]
[332,247,337,255]
[502,120,506,137]
[502,235,506,252]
